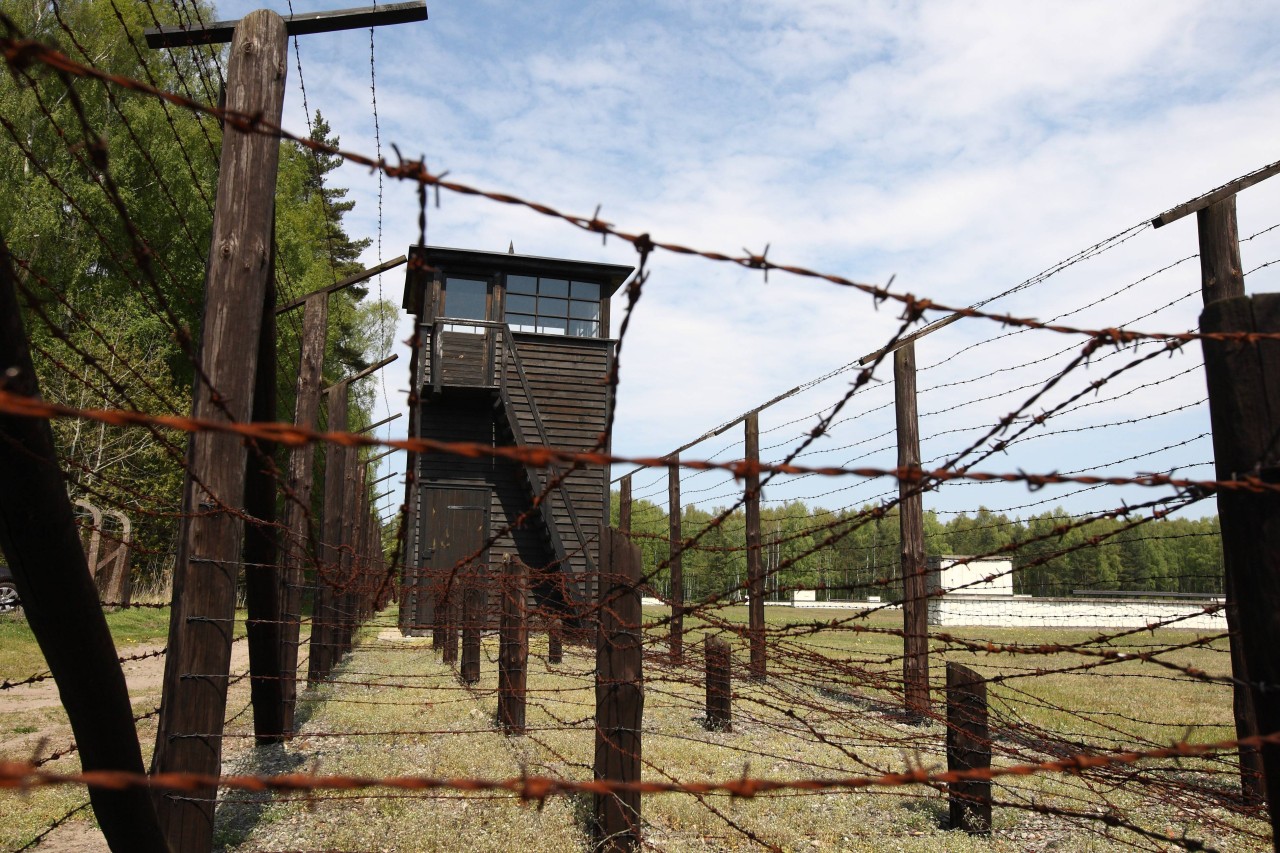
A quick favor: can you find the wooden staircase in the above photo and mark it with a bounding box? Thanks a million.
[492,330,597,611]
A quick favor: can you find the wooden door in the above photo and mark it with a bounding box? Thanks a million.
[417,487,489,631]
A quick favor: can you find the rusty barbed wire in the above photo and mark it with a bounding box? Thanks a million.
[5,731,1279,799]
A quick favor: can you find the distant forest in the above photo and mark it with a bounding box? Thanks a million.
[611,493,1223,602]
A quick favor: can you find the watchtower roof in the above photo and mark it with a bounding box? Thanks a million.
[402,244,634,312]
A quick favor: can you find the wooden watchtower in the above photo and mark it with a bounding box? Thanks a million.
[397,245,634,633]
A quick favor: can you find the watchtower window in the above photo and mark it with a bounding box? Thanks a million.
[506,275,602,337]
[442,277,490,333]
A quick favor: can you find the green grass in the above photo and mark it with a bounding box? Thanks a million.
[1,604,1260,851]
[214,607,1259,852]
[0,606,255,680]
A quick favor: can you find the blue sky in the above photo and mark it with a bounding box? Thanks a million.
[210,0,1280,525]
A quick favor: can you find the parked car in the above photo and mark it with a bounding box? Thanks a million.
[0,564,19,614]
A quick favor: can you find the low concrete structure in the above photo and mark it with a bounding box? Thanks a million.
[927,555,1013,597]
[926,594,1225,630]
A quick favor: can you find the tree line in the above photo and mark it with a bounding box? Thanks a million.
[0,1,393,586]
[612,493,1224,602]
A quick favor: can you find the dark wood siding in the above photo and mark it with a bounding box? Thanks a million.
[509,333,611,599]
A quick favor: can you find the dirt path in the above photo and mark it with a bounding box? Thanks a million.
[2,639,253,852]
[0,642,170,713]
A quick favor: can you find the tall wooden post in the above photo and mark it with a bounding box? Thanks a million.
[150,12,287,851]
[1196,196,1264,805]
[243,260,283,744]
[280,291,327,735]
[668,456,683,663]
[745,412,766,678]
[946,662,992,834]
[0,243,169,852]
[309,383,349,683]
[594,526,644,852]
[896,343,930,717]
[619,474,632,533]
[1202,299,1280,829]
[337,436,361,655]
[498,556,528,734]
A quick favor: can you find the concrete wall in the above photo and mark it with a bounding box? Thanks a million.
[927,556,1014,597]
[647,591,1225,631]
[926,594,1225,630]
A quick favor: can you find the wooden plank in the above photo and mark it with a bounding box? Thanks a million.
[1201,296,1276,814]
[896,343,930,717]
[321,353,398,392]
[1153,158,1280,228]
[619,475,632,534]
[946,662,991,834]
[275,255,407,314]
[593,526,644,852]
[145,1,427,47]
[745,413,766,679]
[150,13,288,852]
[0,244,169,852]
[858,313,962,366]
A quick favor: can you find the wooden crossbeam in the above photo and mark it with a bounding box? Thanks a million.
[358,412,403,434]
[322,354,398,393]
[145,1,427,48]
[858,312,961,366]
[276,255,407,315]
[1152,157,1280,228]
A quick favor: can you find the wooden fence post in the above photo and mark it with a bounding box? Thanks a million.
[594,525,644,852]
[548,617,563,664]
[1197,196,1265,805]
[461,566,483,684]
[443,575,460,665]
[745,412,766,679]
[896,342,930,717]
[244,263,284,744]
[668,455,683,663]
[433,578,450,651]
[498,556,528,734]
[309,383,349,683]
[149,12,288,851]
[705,636,732,732]
[946,662,991,834]
[1201,292,1280,839]
[338,445,361,656]
[619,474,632,533]
[0,241,169,852]
[279,290,327,735]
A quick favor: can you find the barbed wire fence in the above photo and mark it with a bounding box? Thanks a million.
[2,5,1280,853]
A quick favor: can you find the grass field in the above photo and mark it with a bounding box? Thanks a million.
[0,606,172,678]
[214,606,1260,852]
[0,604,1265,851]
[0,607,249,853]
